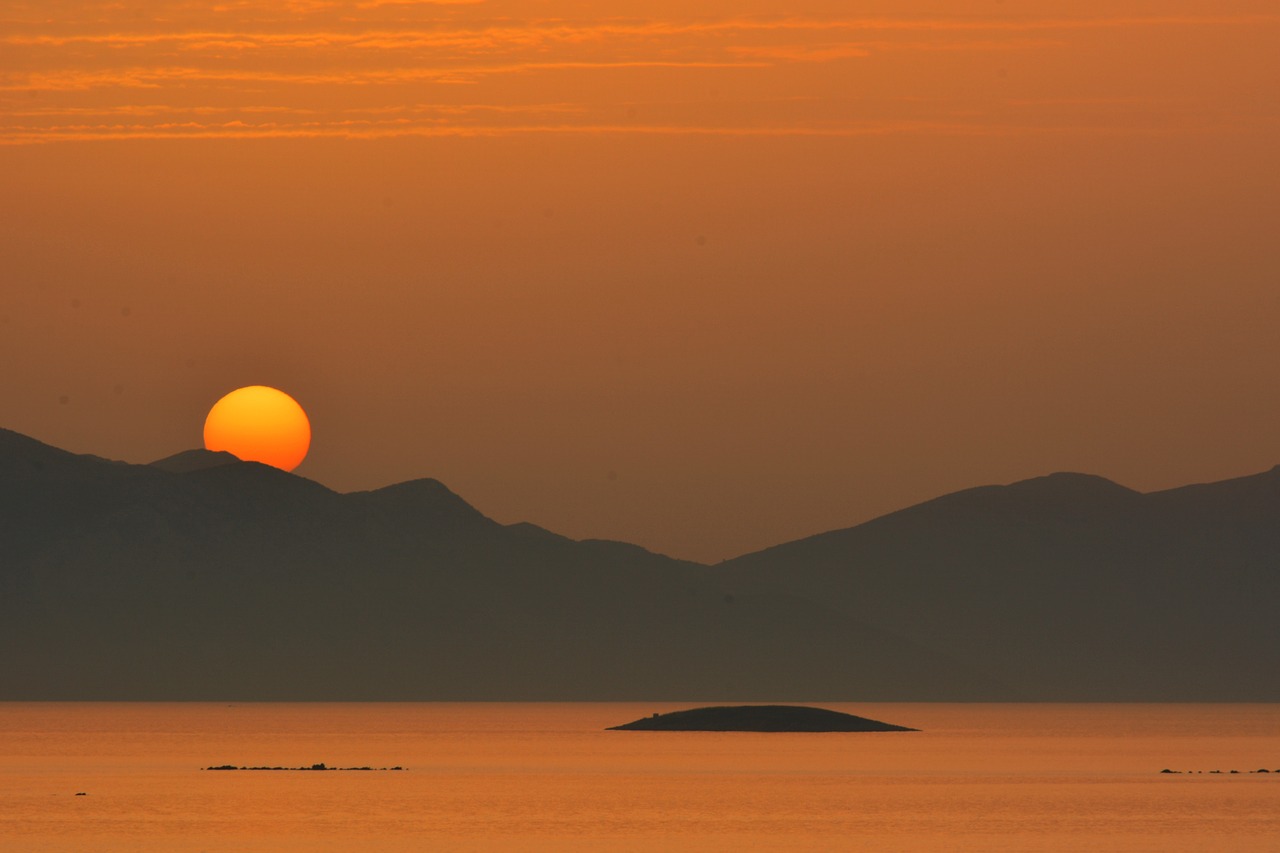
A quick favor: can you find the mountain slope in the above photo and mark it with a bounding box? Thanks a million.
[0,429,990,700]
[718,470,1280,699]
[6,427,1276,700]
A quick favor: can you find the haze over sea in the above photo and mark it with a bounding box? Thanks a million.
[2,703,1277,851]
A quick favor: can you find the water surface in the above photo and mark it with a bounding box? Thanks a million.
[2,703,1277,851]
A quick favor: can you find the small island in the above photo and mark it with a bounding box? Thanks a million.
[607,705,917,732]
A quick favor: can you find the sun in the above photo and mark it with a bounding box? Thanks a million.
[203,386,311,472]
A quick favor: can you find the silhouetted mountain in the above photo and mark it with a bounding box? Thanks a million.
[0,428,988,701]
[149,448,241,473]
[718,470,1280,700]
[3,427,1277,700]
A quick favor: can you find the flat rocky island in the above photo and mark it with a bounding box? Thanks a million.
[608,705,917,732]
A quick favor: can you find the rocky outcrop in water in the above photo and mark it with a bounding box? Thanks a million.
[608,705,917,732]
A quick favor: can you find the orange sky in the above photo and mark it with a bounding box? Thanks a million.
[3,1,1279,561]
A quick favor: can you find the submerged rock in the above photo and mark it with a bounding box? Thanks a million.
[607,705,917,732]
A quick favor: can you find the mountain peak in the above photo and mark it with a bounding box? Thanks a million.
[355,477,491,527]
[0,427,115,479]
[0,426,69,459]
[1002,471,1137,497]
[149,448,241,473]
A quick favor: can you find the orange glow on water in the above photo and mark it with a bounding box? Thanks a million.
[1,703,1278,851]
[203,386,311,472]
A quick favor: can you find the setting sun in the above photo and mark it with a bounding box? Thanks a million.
[203,386,311,472]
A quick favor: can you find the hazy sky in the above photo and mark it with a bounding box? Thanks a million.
[3,1,1279,562]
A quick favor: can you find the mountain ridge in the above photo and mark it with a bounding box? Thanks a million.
[1,427,1276,700]
[718,466,1280,700]
[0,428,997,701]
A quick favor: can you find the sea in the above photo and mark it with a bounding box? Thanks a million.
[1,703,1277,851]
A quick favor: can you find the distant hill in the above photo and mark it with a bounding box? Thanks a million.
[0,428,988,701]
[2,427,1276,700]
[717,470,1280,700]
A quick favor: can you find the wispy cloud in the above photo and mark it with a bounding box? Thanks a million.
[1,59,767,94]
[726,44,871,63]
[0,108,1240,147]
[10,116,1261,147]
[8,13,1280,49]
[4,6,1278,144]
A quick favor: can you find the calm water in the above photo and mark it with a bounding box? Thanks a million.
[1,703,1277,851]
